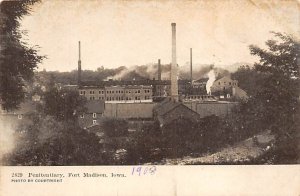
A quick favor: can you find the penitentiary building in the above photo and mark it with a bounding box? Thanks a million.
[79,85,153,102]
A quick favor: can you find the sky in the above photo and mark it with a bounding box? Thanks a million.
[20,0,300,72]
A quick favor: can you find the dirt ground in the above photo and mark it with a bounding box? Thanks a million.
[160,130,275,165]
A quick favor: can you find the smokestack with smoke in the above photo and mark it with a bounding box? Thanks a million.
[206,69,216,95]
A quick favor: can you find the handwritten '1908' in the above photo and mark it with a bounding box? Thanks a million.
[131,166,156,176]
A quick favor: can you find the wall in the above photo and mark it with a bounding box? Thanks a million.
[211,76,238,92]
[184,102,238,118]
[160,104,200,126]
[104,102,156,119]
[79,85,152,101]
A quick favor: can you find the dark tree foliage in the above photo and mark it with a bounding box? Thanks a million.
[245,32,300,163]
[0,0,44,111]
[101,118,129,137]
[248,32,299,133]
[5,115,107,166]
[43,86,87,121]
[231,65,265,97]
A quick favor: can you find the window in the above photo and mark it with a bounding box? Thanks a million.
[93,113,97,118]
[138,90,140,93]
[219,82,221,85]
[17,114,22,119]
[229,82,231,85]
[80,114,84,118]
[93,120,97,124]
[227,94,231,98]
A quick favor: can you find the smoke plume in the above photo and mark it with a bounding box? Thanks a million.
[206,69,216,94]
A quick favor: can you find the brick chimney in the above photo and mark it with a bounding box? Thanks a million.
[190,48,193,84]
[78,41,81,86]
[171,23,178,101]
[158,59,161,81]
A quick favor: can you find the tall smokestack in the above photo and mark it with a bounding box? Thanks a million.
[158,59,161,81]
[171,23,178,101]
[190,48,192,83]
[78,41,81,85]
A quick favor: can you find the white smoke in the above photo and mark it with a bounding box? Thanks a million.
[206,69,216,94]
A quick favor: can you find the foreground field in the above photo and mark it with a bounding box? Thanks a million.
[158,130,275,165]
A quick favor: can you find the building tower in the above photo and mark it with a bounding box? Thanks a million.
[158,59,161,81]
[78,41,81,86]
[190,48,193,84]
[171,23,178,101]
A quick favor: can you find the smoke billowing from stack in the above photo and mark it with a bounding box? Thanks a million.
[78,41,82,85]
[171,23,178,101]
[206,68,216,95]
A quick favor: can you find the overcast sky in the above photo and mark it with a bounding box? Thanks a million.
[20,0,300,72]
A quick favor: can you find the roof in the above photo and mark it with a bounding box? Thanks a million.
[154,99,201,126]
[214,76,237,83]
[85,100,105,113]
[154,99,181,116]
[194,78,208,83]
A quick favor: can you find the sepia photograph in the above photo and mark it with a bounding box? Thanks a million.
[0,0,299,168]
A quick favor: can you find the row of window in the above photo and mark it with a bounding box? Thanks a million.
[88,96,152,101]
[80,89,151,95]
[80,113,102,118]
[218,81,237,86]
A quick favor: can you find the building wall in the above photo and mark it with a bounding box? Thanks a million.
[211,76,238,93]
[184,102,238,118]
[104,103,156,119]
[79,85,152,101]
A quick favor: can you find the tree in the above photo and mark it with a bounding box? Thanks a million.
[101,118,128,137]
[231,65,265,97]
[248,32,299,132]
[247,32,300,163]
[43,87,87,121]
[0,0,44,111]
[5,115,107,166]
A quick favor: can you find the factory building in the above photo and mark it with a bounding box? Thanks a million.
[74,23,243,129]
[210,76,248,100]
[79,85,153,102]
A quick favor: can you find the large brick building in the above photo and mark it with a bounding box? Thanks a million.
[79,85,153,102]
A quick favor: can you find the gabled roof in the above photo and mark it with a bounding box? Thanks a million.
[195,78,208,83]
[85,100,105,113]
[154,99,201,126]
[154,100,181,116]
